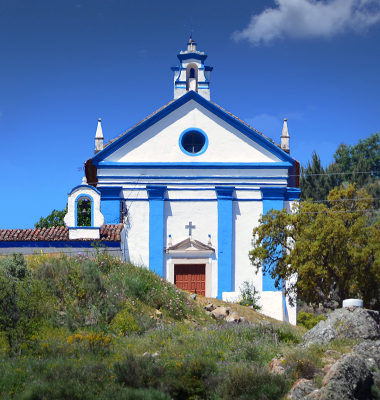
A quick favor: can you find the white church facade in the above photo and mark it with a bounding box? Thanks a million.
[66,39,300,324]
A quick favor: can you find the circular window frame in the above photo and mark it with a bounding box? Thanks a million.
[179,128,209,156]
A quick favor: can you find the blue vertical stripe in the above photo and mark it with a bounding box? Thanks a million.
[147,185,167,277]
[215,186,235,299]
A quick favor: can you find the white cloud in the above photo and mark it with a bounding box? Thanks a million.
[232,0,380,45]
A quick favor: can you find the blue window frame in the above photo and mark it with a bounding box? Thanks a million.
[179,128,209,156]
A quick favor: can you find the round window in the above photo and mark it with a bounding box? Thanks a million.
[179,128,208,156]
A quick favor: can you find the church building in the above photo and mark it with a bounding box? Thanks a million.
[66,39,300,324]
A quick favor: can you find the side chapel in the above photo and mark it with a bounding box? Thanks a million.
[66,39,301,324]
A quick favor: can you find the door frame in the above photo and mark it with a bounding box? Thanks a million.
[167,258,212,298]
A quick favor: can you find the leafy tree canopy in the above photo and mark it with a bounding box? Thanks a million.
[300,132,380,207]
[35,205,68,229]
[250,185,380,310]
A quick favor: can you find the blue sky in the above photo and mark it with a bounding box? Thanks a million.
[1,0,380,229]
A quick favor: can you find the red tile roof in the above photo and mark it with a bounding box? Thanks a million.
[0,224,123,242]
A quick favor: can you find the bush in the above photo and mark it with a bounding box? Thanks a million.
[110,302,140,335]
[114,352,167,390]
[297,311,326,330]
[237,281,262,311]
[218,365,289,400]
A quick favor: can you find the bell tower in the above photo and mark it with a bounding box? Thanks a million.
[171,38,213,100]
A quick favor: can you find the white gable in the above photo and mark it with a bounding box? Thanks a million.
[104,100,281,163]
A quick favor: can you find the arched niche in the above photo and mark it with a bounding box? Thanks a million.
[186,63,198,92]
[64,178,105,239]
[75,195,93,227]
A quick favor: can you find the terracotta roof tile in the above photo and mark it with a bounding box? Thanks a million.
[0,224,123,242]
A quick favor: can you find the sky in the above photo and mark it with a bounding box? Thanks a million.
[1,0,380,229]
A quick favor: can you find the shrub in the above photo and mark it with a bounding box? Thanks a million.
[218,365,289,400]
[297,311,326,330]
[0,254,50,355]
[237,281,262,311]
[283,349,319,380]
[114,352,167,390]
[110,302,140,335]
[67,331,113,354]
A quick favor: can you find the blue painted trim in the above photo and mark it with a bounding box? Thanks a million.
[123,198,262,202]
[96,162,292,169]
[91,91,295,165]
[215,186,235,299]
[0,241,121,248]
[284,187,301,201]
[98,186,123,198]
[74,194,94,227]
[178,127,209,157]
[101,182,286,187]
[261,186,287,201]
[146,185,167,276]
[98,174,288,179]
[68,226,99,229]
[177,53,208,62]
[69,184,101,196]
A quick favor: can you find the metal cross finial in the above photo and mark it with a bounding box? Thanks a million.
[185,221,196,236]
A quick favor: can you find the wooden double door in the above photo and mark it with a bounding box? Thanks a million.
[174,264,206,296]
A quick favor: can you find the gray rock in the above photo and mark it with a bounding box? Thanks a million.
[303,308,380,346]
[204,310,212,317]
[321,353,373,399]
[204,303,216,312]
[226,311,241,323]
[352,340,380,387]
[152,351,161,358]
[142,352,151,358]
[190,293,196,300]
[286,379,317,399]
[211,306,230,320]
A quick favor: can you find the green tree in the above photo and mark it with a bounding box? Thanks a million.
[0,254,49,355]
[250,185,380,310]
[35,205,68,228]
[300,132,380,207]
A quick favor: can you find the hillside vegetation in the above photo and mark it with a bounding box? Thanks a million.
[0,251,316,400]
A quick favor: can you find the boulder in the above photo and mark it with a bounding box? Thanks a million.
[211,306,230,320]
[204,303,216,312]
[352,340,380,387]
[225,311,241,323]
[321,353,373,399]
[152,351,160,358]
[286,379,318,400]
[303,308,380,346]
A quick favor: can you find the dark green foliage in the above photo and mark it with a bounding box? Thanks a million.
[217,365,290,400]
[297,311,327,330]
[18,361,170,400]
[300,133,380,210]
[0,254,49,354]
[114,352,167,390]
[34,205,68,228]
[77,199,91,227]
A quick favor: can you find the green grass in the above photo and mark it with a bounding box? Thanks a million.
[0,252,311,399]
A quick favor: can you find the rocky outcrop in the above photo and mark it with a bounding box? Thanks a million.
[303,307,380,346]
[304,354,374,399]
[286,379,318,399]
[211,306,231,320]
[268,357,286,375]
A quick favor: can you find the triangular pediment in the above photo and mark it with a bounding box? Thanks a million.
[91,91,295,167]
[166,237,215,253]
